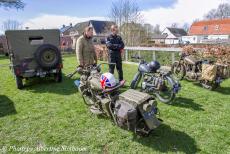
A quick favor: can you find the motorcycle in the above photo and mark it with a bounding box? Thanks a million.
[130,55,181,104]
[171,53,222,90]
[68,63,162,135]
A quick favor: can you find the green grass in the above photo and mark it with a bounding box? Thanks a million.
[0,55,230,154]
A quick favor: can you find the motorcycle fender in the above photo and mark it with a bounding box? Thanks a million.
[139,105,161,130]
[174,60,182,65]
[133,72,142,81]
[142,110,161,129]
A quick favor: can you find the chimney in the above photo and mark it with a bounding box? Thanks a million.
[70,23,72,27]
[63,24,65,28]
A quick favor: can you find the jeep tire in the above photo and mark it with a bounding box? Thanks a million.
[35,44,61,70]
[16,76,23,89]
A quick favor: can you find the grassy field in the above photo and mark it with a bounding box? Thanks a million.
[0,55,230,154]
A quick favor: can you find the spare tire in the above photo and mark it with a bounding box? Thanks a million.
[35,44,61,70]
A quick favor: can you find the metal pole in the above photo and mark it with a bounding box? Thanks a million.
[125,49,128,62]
[152,51,156,60]
[171,52,175,64]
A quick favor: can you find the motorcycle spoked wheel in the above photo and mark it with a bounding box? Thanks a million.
[155,76,175,104]
[79,86,95,106]
[130,72,142,89]
[171,62,186,80]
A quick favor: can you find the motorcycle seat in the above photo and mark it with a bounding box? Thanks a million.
[102,80,126,93]
[184,56,201,65]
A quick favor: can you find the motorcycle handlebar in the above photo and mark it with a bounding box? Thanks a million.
[67,63,116,78]
[131,55,143,60]
[67,69,78,78]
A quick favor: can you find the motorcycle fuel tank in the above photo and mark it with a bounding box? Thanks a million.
[139,64,151,73]
[184,56,198,65]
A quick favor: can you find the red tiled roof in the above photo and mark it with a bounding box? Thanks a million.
[189,18,230,35]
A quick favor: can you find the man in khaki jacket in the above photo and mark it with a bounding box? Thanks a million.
[76,26,97,67]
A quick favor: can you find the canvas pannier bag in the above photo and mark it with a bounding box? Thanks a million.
[201,64,217,81]
[217,64,230,79]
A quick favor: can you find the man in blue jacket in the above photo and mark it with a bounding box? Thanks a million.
[106,25,125,81]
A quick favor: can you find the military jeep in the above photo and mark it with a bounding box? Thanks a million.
[5,29,63,89]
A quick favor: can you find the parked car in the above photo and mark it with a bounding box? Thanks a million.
[5,29,63,89]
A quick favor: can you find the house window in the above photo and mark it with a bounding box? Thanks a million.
[203,26,208,31]
[29,36,44,45]
[215,25,219,31]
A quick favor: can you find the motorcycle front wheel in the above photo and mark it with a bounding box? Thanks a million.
[78,84,95,106]
[130,72,142,89]
[171,61,186,80]
[155,76,176,104]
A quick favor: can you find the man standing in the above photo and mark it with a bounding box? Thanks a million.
[76,26,97,67]
[106,25,125,81]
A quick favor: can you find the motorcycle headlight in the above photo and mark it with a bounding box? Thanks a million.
[76,67,83,74]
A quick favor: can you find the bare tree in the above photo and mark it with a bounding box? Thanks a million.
[0,0,25,9]
[109,0,142,27]
[171,23,178,28]
[204,3,230,19]
[153,24,161,35]
[109,0,143,46]
[143,24,154,38]
[183,23,190,32]
[2,19,22,31]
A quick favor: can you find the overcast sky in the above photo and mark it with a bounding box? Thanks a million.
[0,0,229,34]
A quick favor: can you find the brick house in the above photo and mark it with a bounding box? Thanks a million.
[69,20,115,49]
[60,23,73,36]
[60,23,74,51]
[182,18,230,44]
[60,36,73,52]
[0,35,8,55]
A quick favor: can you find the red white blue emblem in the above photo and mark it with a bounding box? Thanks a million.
[100,75,112,89]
